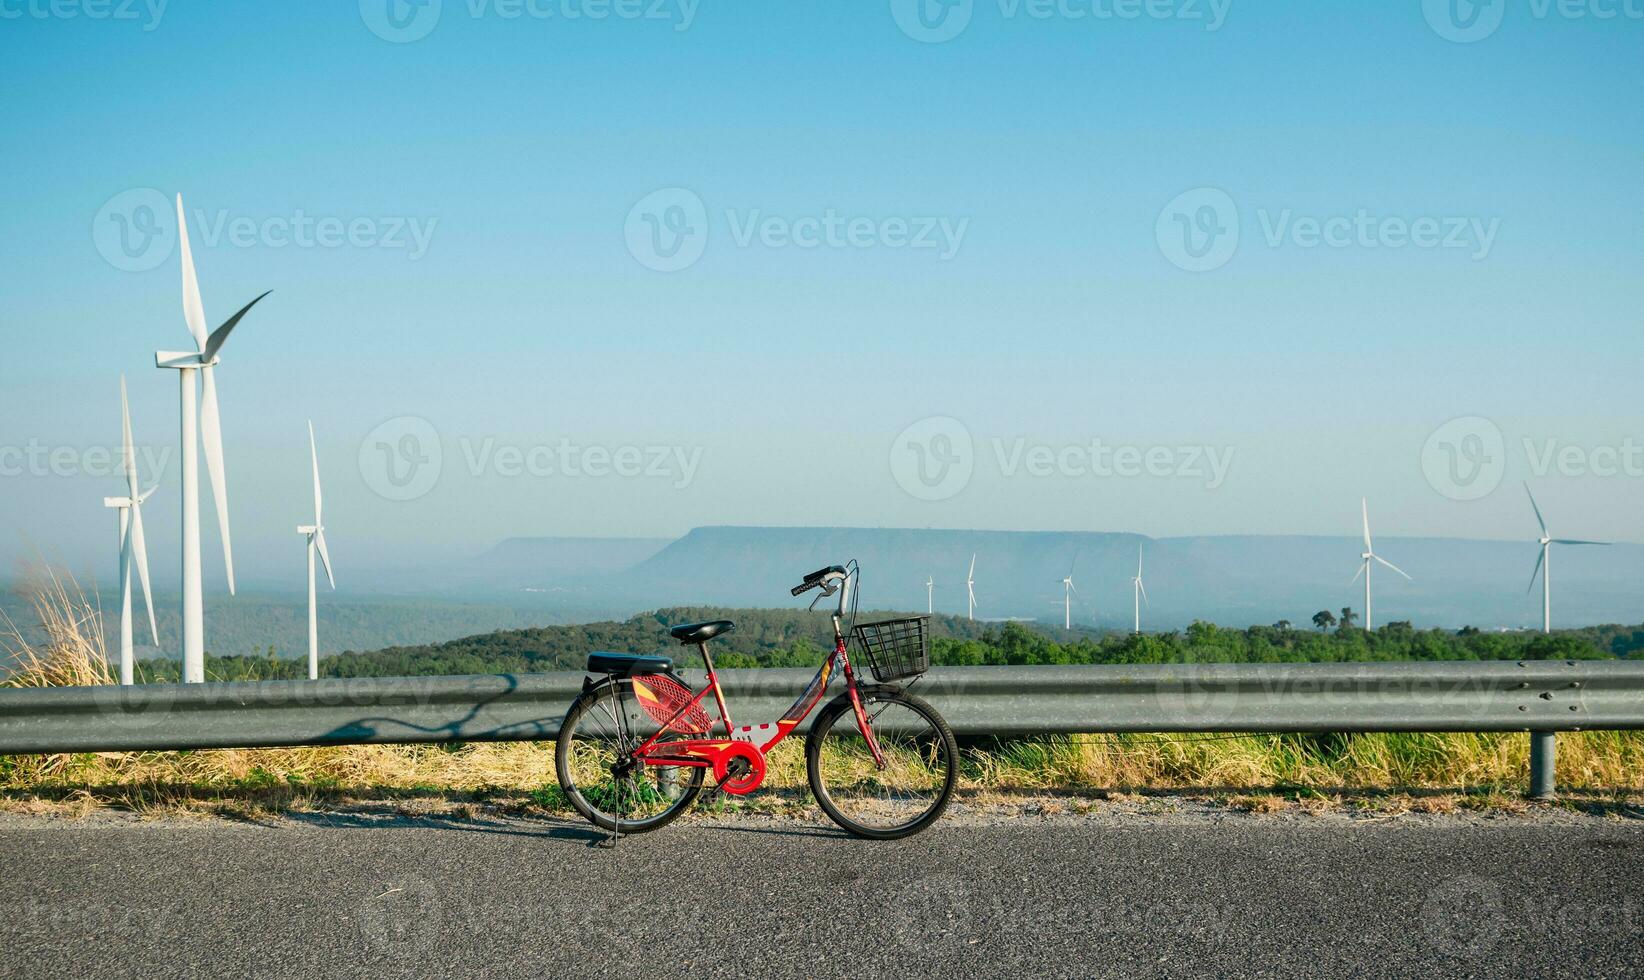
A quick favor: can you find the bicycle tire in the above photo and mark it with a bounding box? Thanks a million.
[555,681,705,834]
[805,686,958,840]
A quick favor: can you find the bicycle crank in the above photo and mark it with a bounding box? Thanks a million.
[711,743,766,796]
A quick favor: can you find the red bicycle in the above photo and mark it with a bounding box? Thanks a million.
[554,562,958,839]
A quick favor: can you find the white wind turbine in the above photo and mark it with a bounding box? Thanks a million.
[925,575,934,615]
[155,193,270,683]
[1525,484,1609,634]
[1131,544,1148,634]
[102,377,159,686]
[297,422,336,680]
[1060,555,1079,630]
[1350,498,1410,631]
[966,554,977,621]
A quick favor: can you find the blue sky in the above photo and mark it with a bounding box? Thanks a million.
[1,0,1641,586]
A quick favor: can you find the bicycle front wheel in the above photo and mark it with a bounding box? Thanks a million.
[555,681,705,834]
[805,687,958,840]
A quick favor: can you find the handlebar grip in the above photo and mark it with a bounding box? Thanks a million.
[791,581,818,597]
[802,565,839,584]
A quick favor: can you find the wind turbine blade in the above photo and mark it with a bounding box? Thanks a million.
[130,503,159,646]
[1068,580,1079,597]
[202,291,270,363]
[1350,562,1366,584]
[200,366,235,594]
[177,194,208,351]
[120,375,138,498]
[1137,543,1144,578]
[1138,580,1149,606]
[315,530,336,590]
[1525,483,1548,537]
[1527,548,1546,595]
[968,553,976,580]
[309,420,322,525]
[1068,554,1078,578]
[1553,539,1611,547]
[1361,498,1372,552]
[1373,555,1413,581]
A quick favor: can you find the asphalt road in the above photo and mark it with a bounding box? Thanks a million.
[1,810,1640,979]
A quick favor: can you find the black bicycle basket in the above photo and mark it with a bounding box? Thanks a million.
[851,616,931,683]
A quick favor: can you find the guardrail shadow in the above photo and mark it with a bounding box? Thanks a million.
[280,807,611,846]
[317,673,563,746]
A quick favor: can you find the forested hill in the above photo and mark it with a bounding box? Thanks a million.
[133,615,1644,682]
[317,616,1644,678]
[323,607,1000,677]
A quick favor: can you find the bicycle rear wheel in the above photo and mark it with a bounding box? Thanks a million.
[555,682,705,834]
[805,687,958,840]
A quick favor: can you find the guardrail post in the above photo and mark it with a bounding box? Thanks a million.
[1527,731,1556,799]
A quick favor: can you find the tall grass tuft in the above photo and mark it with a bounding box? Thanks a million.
[1,565,114,690]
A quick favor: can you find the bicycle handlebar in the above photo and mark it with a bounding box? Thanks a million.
[791,565,846,596]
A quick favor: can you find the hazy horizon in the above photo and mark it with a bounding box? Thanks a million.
[4,4,1641,604]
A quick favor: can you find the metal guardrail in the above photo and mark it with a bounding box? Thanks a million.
[2,661,1641,795]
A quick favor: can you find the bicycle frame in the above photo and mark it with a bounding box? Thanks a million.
[624,567,887,795]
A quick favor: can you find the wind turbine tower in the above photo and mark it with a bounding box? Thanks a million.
[297,422,336,680]
[103,377,159,685]
[1351,498,1411,631]
[154,195,270,682]
[1525,484,1610,633]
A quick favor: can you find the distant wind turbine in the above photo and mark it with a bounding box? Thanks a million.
[1350,498,1410,630]
[1525,484,1609,633]
[1131,544,1148,634]
[1060,556,1079,630]
[297,422,336,680]
[925,575,934,616]
[966,554,977,621]
[102,377,159,685]
[155,193,271,683]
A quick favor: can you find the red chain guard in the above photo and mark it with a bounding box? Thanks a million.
[642,739,767,796]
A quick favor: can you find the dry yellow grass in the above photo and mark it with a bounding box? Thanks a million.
[4,569,1643,817]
